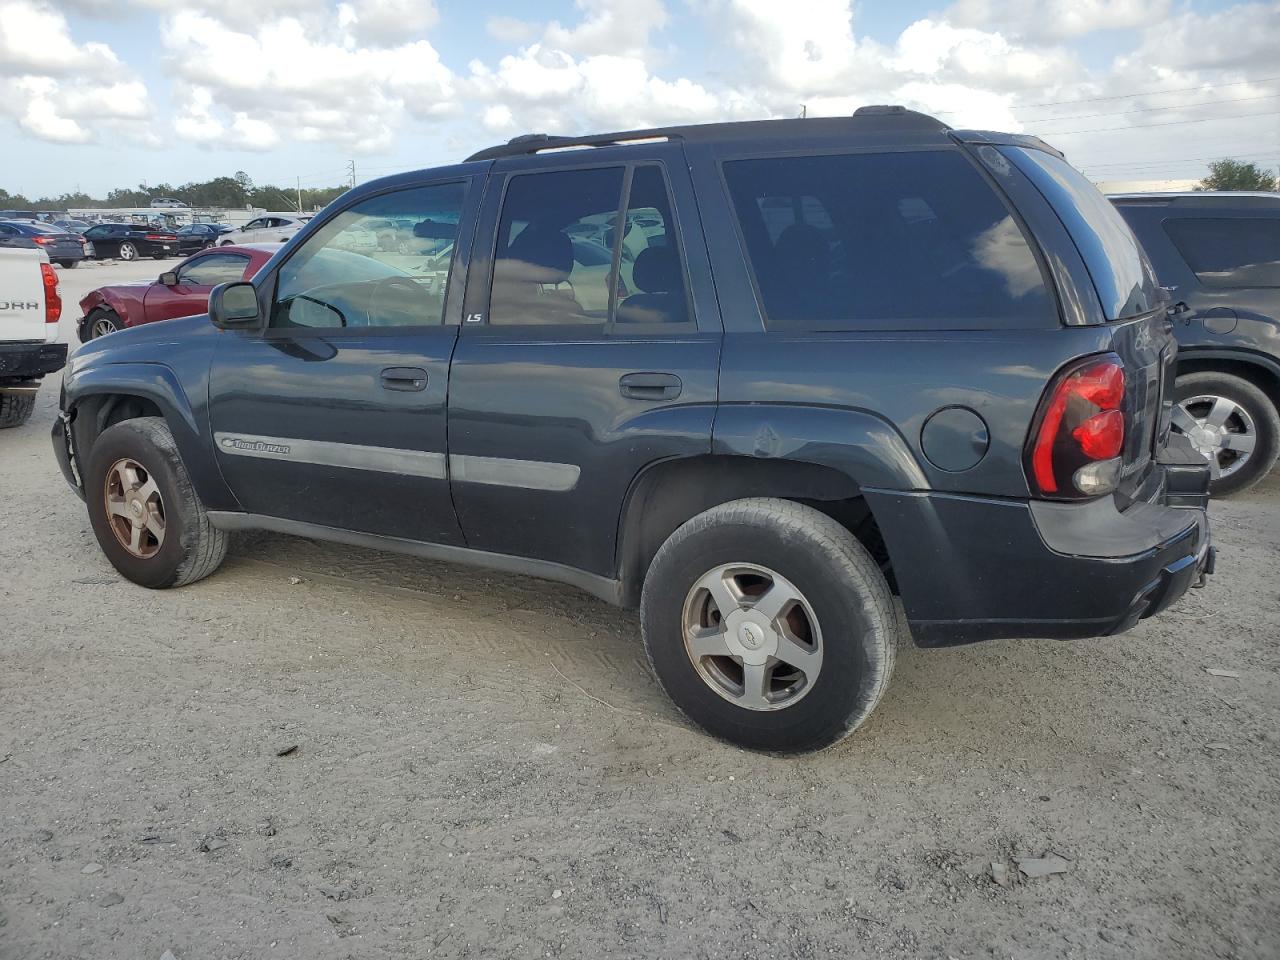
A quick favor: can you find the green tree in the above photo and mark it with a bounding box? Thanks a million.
[1197,159,1278,192]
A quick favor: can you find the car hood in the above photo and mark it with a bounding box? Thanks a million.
[69,312,215,368]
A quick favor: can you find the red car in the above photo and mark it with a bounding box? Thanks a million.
[78,244,278,341]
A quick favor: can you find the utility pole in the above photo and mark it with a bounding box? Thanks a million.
[347,160,356,189]
[296,176,303,213]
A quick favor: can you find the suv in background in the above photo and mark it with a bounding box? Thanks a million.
[52,109,1212,752]
[1111,192,1280,495]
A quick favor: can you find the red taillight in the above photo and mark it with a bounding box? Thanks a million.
[1028,355,1126,497]
[32,235,52,244]
[145,233,176,241]
[41,262,61,324]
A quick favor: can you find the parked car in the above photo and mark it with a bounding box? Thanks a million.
[176,222,234,254]
[0,220,88,267]
[219,215,310,247]
[78,244,277,340]
[53,219,92,235]
[150,197,189,208]
[1111,192,1280,495]
[53,108,1213,753]
[82,222,180,261]
[0,246,66,428]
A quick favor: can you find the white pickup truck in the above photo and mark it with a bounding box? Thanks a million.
[0,246,67,428]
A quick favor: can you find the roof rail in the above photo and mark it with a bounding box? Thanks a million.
[466,131,676,162]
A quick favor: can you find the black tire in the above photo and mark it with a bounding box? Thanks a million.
[82,308,120,341]
[1173,371,1280,497]
[118,241,138,261]
[84,417,228,589]
[641,498,899,753]
[58,259,78,269]
[0,394,36,429]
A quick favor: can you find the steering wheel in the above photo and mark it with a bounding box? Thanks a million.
[369,276,429,326]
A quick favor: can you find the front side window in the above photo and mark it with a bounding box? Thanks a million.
[489,164,690,327]
[1165,218,1280,288]
[178,253,249,286]
[270,181,465,330]
[723,150,1054,330]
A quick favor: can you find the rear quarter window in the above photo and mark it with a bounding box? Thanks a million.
[1164,218,1280,288]
[1003,147,1161,319]
[722,149,1055,331]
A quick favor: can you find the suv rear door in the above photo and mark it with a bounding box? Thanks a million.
[206,174,481,543]
[446,144,723,577]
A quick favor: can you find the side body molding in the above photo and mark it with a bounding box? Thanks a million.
[711,403,931,492]
[65,361,238,511]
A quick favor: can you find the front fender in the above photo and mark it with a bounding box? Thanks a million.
[63,361,237,511]
[711,403,930,492]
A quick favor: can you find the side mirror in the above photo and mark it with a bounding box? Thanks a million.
[209,281,261,329]
[159,271,178,286]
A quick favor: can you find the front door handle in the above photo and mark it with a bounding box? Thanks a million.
[620,372,682,401]
[381,367,428,392]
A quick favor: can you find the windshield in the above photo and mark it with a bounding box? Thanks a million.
[1004,147,1160,320]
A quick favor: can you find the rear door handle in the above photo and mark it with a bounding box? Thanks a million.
[380,367,428,392]
[620,372,682,401]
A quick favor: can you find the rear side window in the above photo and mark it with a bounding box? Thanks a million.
[1003,147,1160,319]
[1165,218,1280,288]
[722,150,1054,330]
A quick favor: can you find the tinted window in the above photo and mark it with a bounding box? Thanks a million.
[178,253,250,286]
[1165,218,1280,288]
[1003,147,1160,319]
[271,181,465,329]
[490,165,689,327]
[723,150,1053,330]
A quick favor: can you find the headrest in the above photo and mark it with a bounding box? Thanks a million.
[632,245,680,294]
[774,224,827,265]
[502,227,573,284]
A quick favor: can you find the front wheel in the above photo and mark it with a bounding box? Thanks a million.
[118,241,138,261]
[1171,371,1280,497]
[84,417,228,589]
[641,498,899,753]
[83,309,120,341]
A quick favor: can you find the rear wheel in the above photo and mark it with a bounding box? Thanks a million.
[641,498,899,753]
[83,308,120,341]
[84,417,228,589]
[1171,371,1279,497]
[57,259,78,269]
[118,241,138,261]
[0,394,36,429]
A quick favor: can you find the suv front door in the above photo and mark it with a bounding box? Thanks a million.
[446,147,723,578]
[206,175,479,543]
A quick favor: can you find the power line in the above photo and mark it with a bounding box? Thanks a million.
[1080,149,1279,170]
[1019,92,1280,124]
[1039,109,1280,137]
[1012,75,1280,111]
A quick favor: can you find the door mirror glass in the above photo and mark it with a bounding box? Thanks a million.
[159,271,178,286]
[209,281,260,328]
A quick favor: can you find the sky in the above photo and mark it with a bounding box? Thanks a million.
[1,0,1278,197]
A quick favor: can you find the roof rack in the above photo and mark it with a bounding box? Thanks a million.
[465,107,948,162]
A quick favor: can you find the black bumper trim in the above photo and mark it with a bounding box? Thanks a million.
[0,342,67,381]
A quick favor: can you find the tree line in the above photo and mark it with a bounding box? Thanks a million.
[0,171,349,212]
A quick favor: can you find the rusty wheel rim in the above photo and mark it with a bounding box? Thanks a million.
[103,457,165,559]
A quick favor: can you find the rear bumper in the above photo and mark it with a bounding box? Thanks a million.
[867,440,1212,646]
[0,342,67,383]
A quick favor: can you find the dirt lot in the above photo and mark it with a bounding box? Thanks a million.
[1,260,1278,959]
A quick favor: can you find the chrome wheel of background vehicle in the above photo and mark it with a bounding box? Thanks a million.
[90,314,118,338]
[118,241,138,261]
[681,562,823,712]
[103,457,165,559]
[1171,394,1256,481]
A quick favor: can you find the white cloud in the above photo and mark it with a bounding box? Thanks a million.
[0,0,120,76]
[543,0,669,59]
[945,0,1171,42]
[337,0,438,45]
[1123,1,1280,73]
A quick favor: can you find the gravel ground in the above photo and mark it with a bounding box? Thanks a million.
[1,261,1278,959]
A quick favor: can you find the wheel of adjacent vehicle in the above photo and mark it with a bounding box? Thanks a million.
[219,240,234,247]
[118,241,138,261]
[152,253,167,260]
[84,417,228,589]
[1171,371,1280,497]
[640,498,900,753]
[0,394,36,429]
[83,308,120,341]
[58,259,78,269]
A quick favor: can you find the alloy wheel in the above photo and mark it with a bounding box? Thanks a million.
[119,242,137,261]
[103,457,165,559]
[681,563,823,711]
[91,315,118,338]
[1171,394,1257,480]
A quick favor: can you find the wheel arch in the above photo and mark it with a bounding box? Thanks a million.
[614,454,895,606]
[1176,349,1280,411]
[65,364,237,511]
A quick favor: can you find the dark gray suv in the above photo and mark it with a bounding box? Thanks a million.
[1111,192,1280,495]
[53,108,1212,752]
